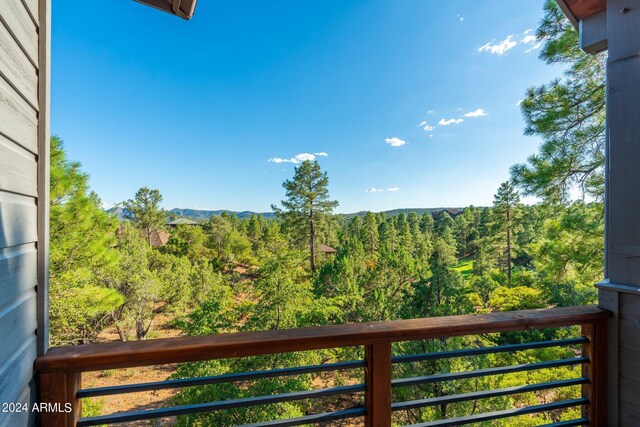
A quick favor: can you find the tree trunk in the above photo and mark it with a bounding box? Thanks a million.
[135,319,153,340]
[112,311,127,341]
[309,212,316,272]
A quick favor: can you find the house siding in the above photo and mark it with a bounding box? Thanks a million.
[0,0,48,425]
[600,0,640,425]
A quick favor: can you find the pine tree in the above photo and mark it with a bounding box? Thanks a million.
[363,211,379,255]
[511,0,605,203]
[49,136,123,345]
[123,187,166,244]
[491,182,522,286]
[272,160,338,272]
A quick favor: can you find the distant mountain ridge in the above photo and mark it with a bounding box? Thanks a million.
[169,208,276,220]
[343,207,466,218]
[108,207,471,221]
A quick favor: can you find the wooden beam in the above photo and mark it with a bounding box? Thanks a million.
[365,340,392,427]
[582,320,607,426]
[35,306,611,373]
[39,370,81,427]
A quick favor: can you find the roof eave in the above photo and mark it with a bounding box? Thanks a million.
[556,0,580,28]
[133,0,198,20]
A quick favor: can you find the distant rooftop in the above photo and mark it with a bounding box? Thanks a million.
[319,244,337,254]
[149,229,171,247]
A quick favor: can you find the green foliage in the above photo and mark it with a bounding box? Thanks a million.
[123,187,166,244]
[246,250,315,330]
[80,398,105,419]
[272,160,338,271]
[203,215,253,267]
[511,0,606,203]
[486,181,523,286]
[110,222,162,340]
[489,286,545,311]
[453,207,480,257]
[162,224,211,262]
[531,202,602,306]
[49,136,123,345]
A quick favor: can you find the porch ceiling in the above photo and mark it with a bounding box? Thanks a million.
[557,0,607,26]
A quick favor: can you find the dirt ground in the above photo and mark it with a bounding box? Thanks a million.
[82,312,182,426]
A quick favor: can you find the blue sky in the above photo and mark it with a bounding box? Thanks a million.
[52,1,564,213]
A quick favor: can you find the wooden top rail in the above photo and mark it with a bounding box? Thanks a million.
[35,305,610,373]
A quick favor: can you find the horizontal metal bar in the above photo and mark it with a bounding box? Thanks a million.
[77,359,365,398]
[404,398,588,427]
[537,419,589,427]
[392,337,588,364]
[237,407,366,427]
[77,384,366,426]
[392,378,587,412]
[392,357,588,388]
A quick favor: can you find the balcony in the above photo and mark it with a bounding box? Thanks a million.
[35,305,610,427]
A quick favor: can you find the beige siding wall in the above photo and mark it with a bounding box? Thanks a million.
[0,0,48,425]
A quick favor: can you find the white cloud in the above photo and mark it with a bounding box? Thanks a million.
[521,30,542,53]
[463,108,487,118]
[385,137,407,147]
[294,153,316,162]
[268,157,288,163]
[426,109,435,115]
[268,152,328,164]
[387,187,400,192]
[516,99,523,106]
[438,118,464,126]
[478,35,517,55]
[366,187,384,193]
[419,121,435,131]
[525,42,542,53]
[457,14,464,22]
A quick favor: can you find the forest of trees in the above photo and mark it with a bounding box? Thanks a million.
[48,1,606,425]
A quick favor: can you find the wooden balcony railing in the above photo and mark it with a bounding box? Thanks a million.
[35,305,610,427]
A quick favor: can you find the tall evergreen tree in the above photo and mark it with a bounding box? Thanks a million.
[491,182,522,286]
[272,160,338,272]
[123,187,166,244]
[511,0,605,203]
[49,136,123,345]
